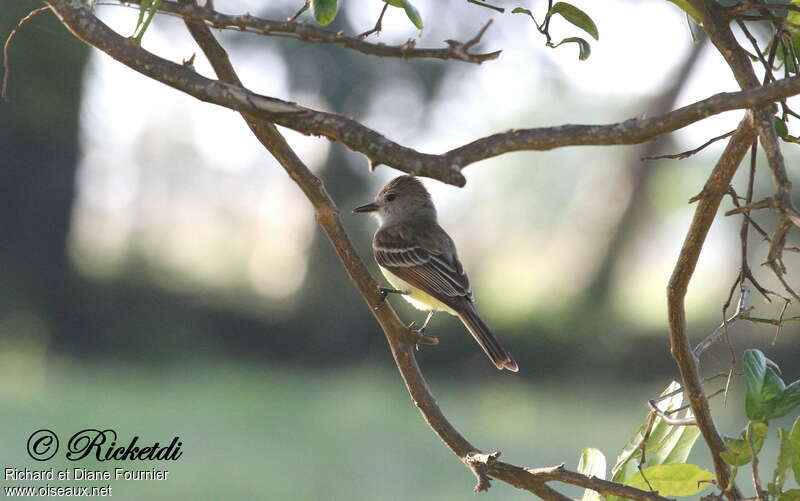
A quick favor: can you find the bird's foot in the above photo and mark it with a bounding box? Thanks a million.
[406,321,438,347]
[378,286,408,302]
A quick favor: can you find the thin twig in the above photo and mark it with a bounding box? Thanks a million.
[667,387,728,415]
[466,0,505,13]
[694,288,753,358]
[771,298,790,344]
[651,373,730,404]
[728,145,774,302]
[725,197,774,216]
[287,0,309,22]
[727,2,800,16]
[737,20,777,83]
[765,219,800,301]
[642,130,735,161]
[749,426,766,500]
[2,6,51,102]
[737,14,800,31]
[357,3,389,40]
[647,400,697,426]
[741,313,800,325]
[113,0,502,64]
[444,19,494,59]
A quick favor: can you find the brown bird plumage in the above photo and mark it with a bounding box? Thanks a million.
[354,176,518,371]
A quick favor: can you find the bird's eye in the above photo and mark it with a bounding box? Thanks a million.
[386,193,397,202]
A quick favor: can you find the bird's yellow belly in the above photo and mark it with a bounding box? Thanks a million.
[380,267,457,316]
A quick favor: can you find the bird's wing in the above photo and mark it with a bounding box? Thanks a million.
[373,222,472,307]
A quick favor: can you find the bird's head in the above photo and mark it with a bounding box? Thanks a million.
[353,175,437,224]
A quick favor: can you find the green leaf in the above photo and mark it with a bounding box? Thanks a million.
[768,381,800,420]
[775,30,800,73]
[546,2,598,40]
[665,0,702,23]
[610,382,681,482]
[721,436,754,466]
[764,367,787,402]
[722,421,769,466]
[401,0,423,30]
[578,448,606,501]
[720,421,769,466]
[775,117,790,139]
[311,0,339,25]
[744,349,768,420]
[791,417,800,485]
[790,2,800,29]
[608,380,700,501]
[771,428,795,495]
[511,7,541,27]
[555,37,591,60]
[649,382,685,447]
[779,489,800,501]
[384,0,404,6]
[626,464,714,497]
[653,422,701,466]
[749,421,769,453]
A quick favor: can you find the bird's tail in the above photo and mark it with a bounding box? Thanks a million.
[457,303,518,372]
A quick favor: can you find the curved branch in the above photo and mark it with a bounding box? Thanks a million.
[120,0,501,63]
[44,0,800,188]
[666,116,754,500]
[175,4,674,500]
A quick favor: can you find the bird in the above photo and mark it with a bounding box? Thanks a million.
[353,175,518,372]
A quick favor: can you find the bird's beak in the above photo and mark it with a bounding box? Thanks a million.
[353,202,379,214]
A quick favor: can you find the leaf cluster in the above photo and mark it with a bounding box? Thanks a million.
[512,1,598,60]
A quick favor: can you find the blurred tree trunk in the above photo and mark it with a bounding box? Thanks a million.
[0,2,89,348]
[583,37,707,304]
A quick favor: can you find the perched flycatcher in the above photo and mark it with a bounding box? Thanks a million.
[353,175,518,372]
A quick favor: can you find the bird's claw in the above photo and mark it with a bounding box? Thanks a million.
[378,286,408,303]
[376,287,408,308]
[407,321,438,347]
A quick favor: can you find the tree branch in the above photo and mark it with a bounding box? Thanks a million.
[42,0,800,188]
[120,0,501,63]
[176,5,675,500]
[666,116,754,500]
[693,0,800,314]
[2,6,51,101]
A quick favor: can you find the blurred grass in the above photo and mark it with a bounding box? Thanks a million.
[0,358,795,500]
